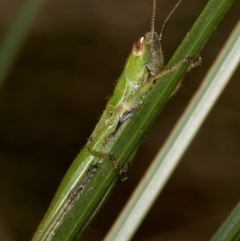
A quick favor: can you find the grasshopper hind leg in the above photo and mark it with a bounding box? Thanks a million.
[88,148,129,181]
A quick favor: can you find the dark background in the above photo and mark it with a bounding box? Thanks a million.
[0,0,239,240]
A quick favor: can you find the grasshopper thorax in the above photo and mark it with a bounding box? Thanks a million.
[145,32,164,76]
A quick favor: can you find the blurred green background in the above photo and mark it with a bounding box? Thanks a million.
[0,0,239,240]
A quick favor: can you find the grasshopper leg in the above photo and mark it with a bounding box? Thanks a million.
[187,55,202,71]
[165,56,202,96]
[150,55,202,82]
[88,148,129,181]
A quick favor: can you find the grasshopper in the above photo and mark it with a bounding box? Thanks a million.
[32,0,201,240]
[87,0,200,176]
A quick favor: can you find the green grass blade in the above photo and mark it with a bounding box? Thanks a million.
[104,20,240,241]
[210,201,240,241]
[0,0,46,87]
[32,0,237,240]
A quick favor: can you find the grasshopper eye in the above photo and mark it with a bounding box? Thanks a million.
[132,37,144,56]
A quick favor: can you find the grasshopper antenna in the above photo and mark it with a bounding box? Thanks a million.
[151,0,157,38]
[159,0,183,42]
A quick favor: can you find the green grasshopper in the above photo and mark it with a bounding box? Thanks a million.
[87,0,200,177]
[32,0,201,240]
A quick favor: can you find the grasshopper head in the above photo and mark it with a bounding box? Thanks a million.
[131,32,164,76]
[131,0,183,76]
[131,36,145,57]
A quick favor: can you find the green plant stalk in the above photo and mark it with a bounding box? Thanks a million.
[210,201,240,241]
[0,0,46,87]
[32,0,236,240]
